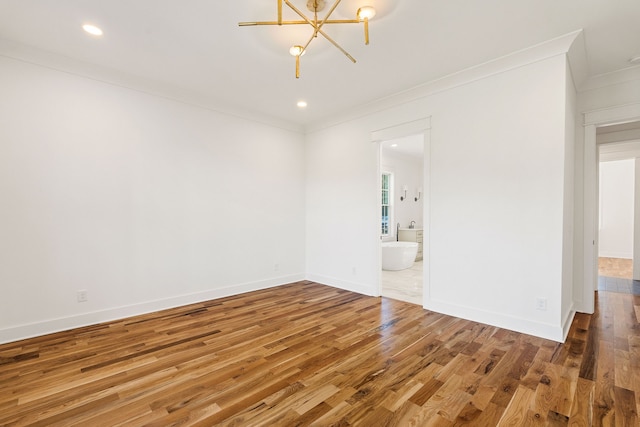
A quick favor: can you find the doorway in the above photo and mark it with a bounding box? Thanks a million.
[596,131,640,294]
[380,135,424,304]
[583,104,640,313]
[371,117,431,307]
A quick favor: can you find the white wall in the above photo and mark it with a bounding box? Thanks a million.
[306,52,573,341]
[598,159,635,258]
[306,124,380,295]
[381,149,424,241]
[0,33,590,344]
[0,55,306,343]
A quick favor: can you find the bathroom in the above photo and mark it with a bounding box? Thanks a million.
[380,134,424,305]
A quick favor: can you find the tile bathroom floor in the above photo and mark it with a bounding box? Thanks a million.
[381,260,422,305]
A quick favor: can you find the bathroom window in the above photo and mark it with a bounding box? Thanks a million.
[381,172,393,236]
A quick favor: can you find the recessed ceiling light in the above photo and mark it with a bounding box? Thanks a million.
[82,24,103,36]
[297,101,307,108]
[629,55,640,65]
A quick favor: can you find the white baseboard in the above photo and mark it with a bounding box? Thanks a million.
[561,306,577,342]
[598,252,632,259]
[308,276,574,342]
[423,298,569,343]
[306,273,377,297]
[0,274,305,345]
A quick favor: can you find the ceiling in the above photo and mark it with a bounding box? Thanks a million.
[1,0,640,129]
[381,134,423,159]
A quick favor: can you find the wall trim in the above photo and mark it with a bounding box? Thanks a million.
[584,102,640,126]
[582,102,640,314]
[580,65,640,93]
[307,30,582,133]
[561,307,577,342]
[370,118,431,142]
[599,251,633,259]
[0,274,305,345]
[0,39,304,134]
[306,274,376,297]
[424,298,571,343]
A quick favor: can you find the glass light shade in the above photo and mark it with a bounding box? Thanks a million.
[82,24,103,36]
[357,6,376,20]
[289,45,305,57]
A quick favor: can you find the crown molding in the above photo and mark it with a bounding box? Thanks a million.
[0,38,304,134]
[306,30,584,133]
[580,64,640,93]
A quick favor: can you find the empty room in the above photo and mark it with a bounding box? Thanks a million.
[1,1,640,425]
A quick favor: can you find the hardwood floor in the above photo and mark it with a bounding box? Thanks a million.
[1,281,638,426]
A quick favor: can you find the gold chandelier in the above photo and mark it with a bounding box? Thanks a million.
[239,0,376,78]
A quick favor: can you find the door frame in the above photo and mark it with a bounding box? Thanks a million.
[583,102,640,313]
[372,117,431,306]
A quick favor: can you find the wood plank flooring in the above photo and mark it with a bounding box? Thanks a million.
[1,281,639,426]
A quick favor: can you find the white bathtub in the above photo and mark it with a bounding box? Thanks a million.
[382,241,419,271]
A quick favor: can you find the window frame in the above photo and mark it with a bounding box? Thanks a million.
[381,171,393,237]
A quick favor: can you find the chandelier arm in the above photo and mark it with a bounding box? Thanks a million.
[300,1,343,53]
[238,20,359,26]
[301,32,316,53]
[319,0,342,26]
[318,31,357,62]
[314,0,342,39]
[283,1,316,25]
[278,0,282,25]
[364,17,369,44]
[284,0,341,33]
[283,0,355,62]
[314,6,318,33]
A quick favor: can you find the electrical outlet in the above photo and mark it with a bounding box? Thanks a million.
[535,297,547,311]
[77,290,88,303]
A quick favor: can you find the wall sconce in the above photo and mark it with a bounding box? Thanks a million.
[400,185,408,201]
[415,188,422,202]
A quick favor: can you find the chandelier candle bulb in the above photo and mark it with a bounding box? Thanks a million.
[357,6,375,45]
[357,6,376,20]
[289,45,305,56]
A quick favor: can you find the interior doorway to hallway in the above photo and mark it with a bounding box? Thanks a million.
[596,124,640,295]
